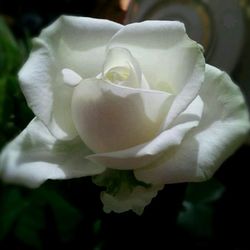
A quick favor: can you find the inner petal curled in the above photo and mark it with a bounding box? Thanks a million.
[103,47,149,89]
[106,66,130,84]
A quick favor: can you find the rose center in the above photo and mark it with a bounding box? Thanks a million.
[105,66,130,84]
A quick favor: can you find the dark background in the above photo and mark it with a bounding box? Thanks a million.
[0,0,250,249]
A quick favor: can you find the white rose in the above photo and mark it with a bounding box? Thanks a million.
[0,16,249,214]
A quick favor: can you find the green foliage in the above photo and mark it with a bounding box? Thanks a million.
[38,186,83,241]
[0,187,28,241]
[0,184,83,249]
[14,200,45,250]
[0,17,21,74]
[0,17,33,148]
[177,178,225,238]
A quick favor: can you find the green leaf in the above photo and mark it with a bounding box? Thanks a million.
[0,17,32,148]
[0,18,20,74]
[0,17,18,49]
[0,77,6,123]
[92,219,102,234]
[14,205,45,250]
[185,178,225,204]
[178,201,213,238]
[37,186,82,241]
[177,178,225,238]
[0,187,28,240]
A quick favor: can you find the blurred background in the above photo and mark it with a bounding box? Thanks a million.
[0,0,250,249]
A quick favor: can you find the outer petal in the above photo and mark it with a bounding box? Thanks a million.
[19,16,122,140]
[135,65,250,184]
[108,20,205,127]
[0,118,105,188]
[88,96,203,169]
[41,16,123,78]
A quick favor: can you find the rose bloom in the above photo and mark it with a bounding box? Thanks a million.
[0,16,249,214]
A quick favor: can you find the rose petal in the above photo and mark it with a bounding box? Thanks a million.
[108,20,205,127]
[19,16,122,140]
[103,47,149,89]
[0,118,105,188]
[19,40,54,127]
[134,64,250,184]
[62,68,82,86]
[87,96,203,169]
[101,185,164,215]
[71,79,173,153]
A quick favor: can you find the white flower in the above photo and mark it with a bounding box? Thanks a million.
[0,16,249,214]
